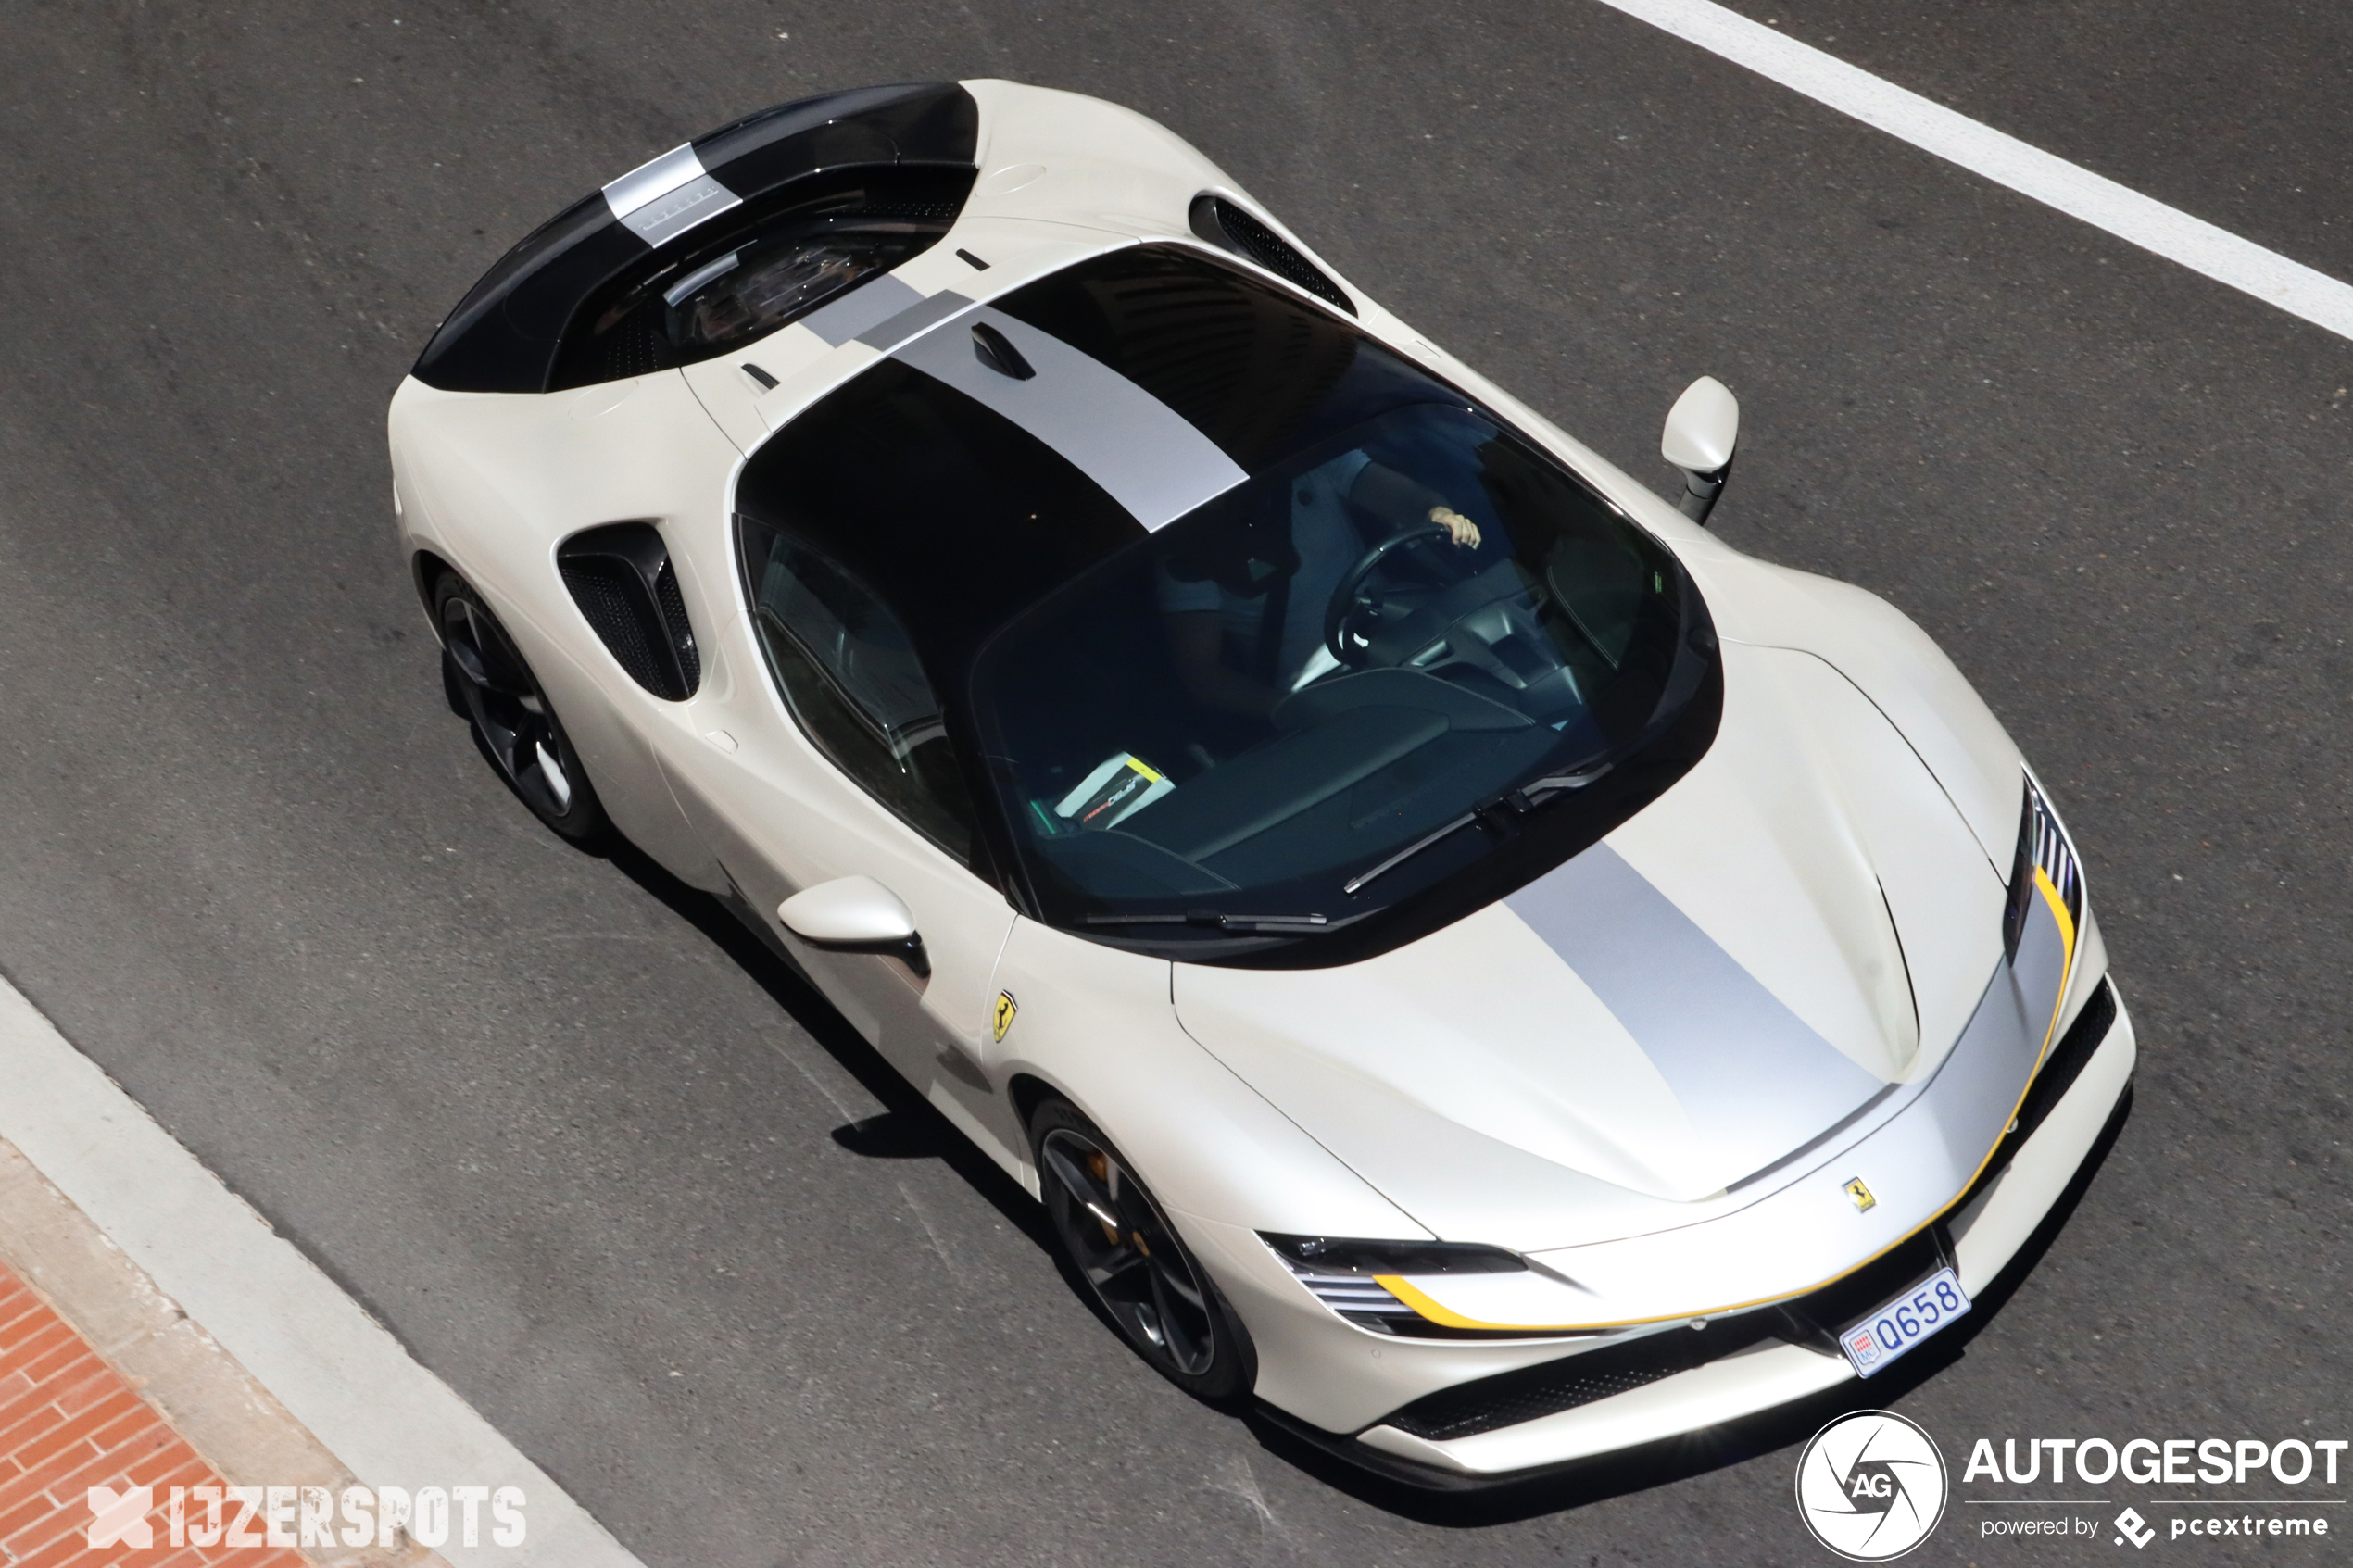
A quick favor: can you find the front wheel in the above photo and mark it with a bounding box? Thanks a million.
[1029,1098,1256,1403]
[434,572,609,843]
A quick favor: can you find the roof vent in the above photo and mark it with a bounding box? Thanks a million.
[1189,194,1354,315]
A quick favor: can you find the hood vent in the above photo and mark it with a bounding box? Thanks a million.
[558,521,700,700]
[1189,194,1355,315]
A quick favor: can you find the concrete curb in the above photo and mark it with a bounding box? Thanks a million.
[0,977,648,1568]
[0,1140,446,1567]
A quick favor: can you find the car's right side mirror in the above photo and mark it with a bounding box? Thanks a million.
[1661,376,1740,524]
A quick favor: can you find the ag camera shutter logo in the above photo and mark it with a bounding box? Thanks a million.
[1795,1410,1949,1560]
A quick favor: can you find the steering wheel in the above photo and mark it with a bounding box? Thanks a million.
[1323,522,1455,666]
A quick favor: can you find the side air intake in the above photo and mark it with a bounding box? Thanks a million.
[557,521,701,700]
[1189,194,1355,315]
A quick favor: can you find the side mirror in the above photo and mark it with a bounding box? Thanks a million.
[778,876,929,977]
[1660,376,1740,524]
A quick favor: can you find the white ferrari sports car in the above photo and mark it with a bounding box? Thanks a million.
[388,80,2133,1486]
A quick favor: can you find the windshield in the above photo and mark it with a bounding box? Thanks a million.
[736,244,1719,964]
[969,400,1717,955]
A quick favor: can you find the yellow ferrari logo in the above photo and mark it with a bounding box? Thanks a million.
[991,991,1018,1043]
[1843,1176,1877,1213]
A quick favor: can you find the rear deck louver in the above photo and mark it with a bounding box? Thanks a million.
[1189,194,1354,315]
[558,521,700,700]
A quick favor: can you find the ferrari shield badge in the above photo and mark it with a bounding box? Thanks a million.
[992,991,1018,1043]
[1843,1176,1878,1213]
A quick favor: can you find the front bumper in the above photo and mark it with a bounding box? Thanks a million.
[1225,979,2134,1486]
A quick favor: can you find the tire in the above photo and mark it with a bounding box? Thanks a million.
[432,571,609,843]
[1028,1097,1257,1403]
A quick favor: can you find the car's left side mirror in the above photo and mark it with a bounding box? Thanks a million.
[778,876,930,977]
[1661,376,1740,524]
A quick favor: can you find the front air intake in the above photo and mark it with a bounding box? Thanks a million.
[558,521,700,700]
[1189,194,1355,315]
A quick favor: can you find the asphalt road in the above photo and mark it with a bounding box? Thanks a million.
[1,3,2347,1564]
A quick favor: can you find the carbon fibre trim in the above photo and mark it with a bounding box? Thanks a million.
[1381,1311,1790,1441]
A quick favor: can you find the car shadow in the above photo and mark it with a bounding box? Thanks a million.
[585,828,1265,1392]
[1241,1085,2134,1524]
[591,834,1057,1254]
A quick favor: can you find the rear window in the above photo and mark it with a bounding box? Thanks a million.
[549,169,970,390]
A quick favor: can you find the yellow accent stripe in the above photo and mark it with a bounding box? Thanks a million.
[1372,1275,1596,1334]
[1126,758,1163,783]
[1376,1207,1976,1334]
[2031,865,2079,1064]
[2032,864,2078,959]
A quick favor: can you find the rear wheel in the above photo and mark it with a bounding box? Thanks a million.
[1029,1098,1255,1402]
[433,572,608,843]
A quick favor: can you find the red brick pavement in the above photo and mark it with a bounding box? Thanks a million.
[0,1263,307,1567]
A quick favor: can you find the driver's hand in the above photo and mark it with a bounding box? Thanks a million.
[1429,507,1481,548]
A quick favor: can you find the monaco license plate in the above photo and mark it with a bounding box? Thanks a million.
[1839,1266,1972,1377]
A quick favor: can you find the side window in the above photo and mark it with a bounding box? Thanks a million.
[738,518,976,863]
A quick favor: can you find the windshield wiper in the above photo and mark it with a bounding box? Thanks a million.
[1341,762,1613,897]
[1085,910,1333,934]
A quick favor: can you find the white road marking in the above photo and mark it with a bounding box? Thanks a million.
[1592,0,2353,342]
[0,977,649,1568]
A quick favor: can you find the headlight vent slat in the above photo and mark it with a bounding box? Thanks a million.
[1260,1233,1542,1338]
[2004,773,2083,960]
[1293,1273,1424,1330]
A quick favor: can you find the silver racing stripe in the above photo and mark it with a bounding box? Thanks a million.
[1510,839,2080,1203]
[2001,861,2073,1076]
[801,275,926,345]
[1909,911,2063,1181]
[890,307,1248,530]
[1506,842,1886,1185]
[602,144,703,218]
[601,143,742,245]
[621,177,740,245]
[1768,890,2072,1218]
[850,287,977,352]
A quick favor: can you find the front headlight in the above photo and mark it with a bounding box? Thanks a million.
[1260,1233,1530,1336]
[2003,771,2083,964]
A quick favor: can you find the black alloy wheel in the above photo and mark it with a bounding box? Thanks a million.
[434,573,609,842]
[1029,1098,1255,1402]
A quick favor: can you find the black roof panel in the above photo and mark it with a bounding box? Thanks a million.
[411,82,978,395]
